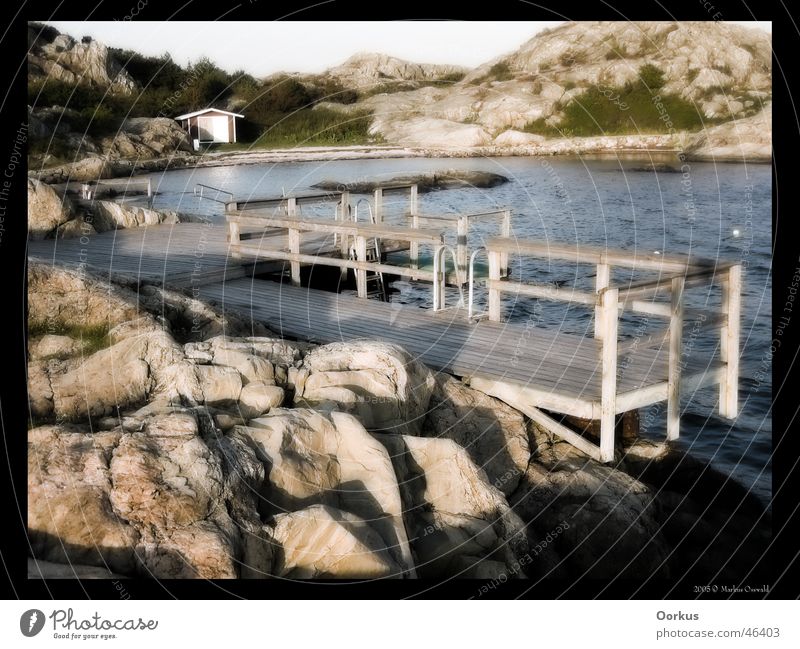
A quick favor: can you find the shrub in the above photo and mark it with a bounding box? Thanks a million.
[487,62,514,81]
[638,63,666,90]
[246,76,317,125]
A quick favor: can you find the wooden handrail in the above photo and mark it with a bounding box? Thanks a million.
[487,279,597,306]
[485,237,716,272]
[227,213,445,244]
[225,191,346,212]
[615,263,737,302]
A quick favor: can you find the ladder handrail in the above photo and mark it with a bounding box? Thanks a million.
[468,246,489,320]
[194,183,233,203]
[433,244,465,312]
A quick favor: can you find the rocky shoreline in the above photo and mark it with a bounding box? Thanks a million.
[30,123,771,187]
[26,261,771,581]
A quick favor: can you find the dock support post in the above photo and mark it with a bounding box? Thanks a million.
[373,188,383,224]
[355,235,368,298]
[488,249,502,322]
[288,227,301,287]
[599,287,619,463]
[409,185,419,269]
[339,192,351,280]
[667,277,685,441]
[594,262,610,339]
[228,220,241,259]
[456,216,468,284]
[433,246,445,311]
[501,210,511,277]
[719,264,742,418]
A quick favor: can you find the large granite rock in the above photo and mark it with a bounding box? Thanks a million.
[686,103,772,161]
[28,425,140,574]
[381,434,529,579]
[91,201,182,232]
[236,408,416,576]
[267,505,400,578]
[28,412,272,579]
[28,26,136,93]
[108,412,240,579]
[509,424,671,580]
[27,263,144,331]
[30,330,204,422]
[28,178,73,239]
[421,374,530,496]
[297,341,435,435]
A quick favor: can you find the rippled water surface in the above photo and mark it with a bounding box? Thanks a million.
[147,155,772,503]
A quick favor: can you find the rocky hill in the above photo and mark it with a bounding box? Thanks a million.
[324,52,467,88]
[28,22,137,94]
[27,21,772,165]
[320,21,771,149]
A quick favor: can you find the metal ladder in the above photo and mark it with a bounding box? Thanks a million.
[351,200,388,301]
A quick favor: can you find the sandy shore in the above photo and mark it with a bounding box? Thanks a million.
[33,133,770,187]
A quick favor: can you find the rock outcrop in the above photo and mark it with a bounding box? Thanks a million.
[326,52,466,89]
[26,264,770,585]
[27,178,74,239]
[312,169,509,194]
[297,341,436,435]
[28,412,272,579]
[267,505,401,578]
[238,408,416,576]
[91,201,182,232]
[685,102,772,161]
[421,375,530,497]
[381,434,529,579]
[28,23,136,94]
[321,21,770,153]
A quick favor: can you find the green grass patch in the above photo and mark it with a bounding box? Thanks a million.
[28,320,111,358]
[523,65,713,137]
[250,108,378,148]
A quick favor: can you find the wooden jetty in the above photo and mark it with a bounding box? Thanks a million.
[28,186,741,463]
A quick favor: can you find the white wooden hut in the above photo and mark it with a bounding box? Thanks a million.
[175,108,244,146]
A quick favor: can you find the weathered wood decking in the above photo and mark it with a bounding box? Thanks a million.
[198,276,723,410]
[26,221,410,288]
[28,198,740,464]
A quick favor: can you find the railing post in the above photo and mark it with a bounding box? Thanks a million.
[288,227,301,287]
[373,188,383,224]
[599,287,619,463]
[501,209,511,277]
[287,196,297,217]
[228,219,241,259]
[719,264,742,418]
[339,192,351,280]
[488,249,502,322]
[667,277,685,441]
[355,235,368,298]
[594,261,610,339]
[433,246,444,311]
[409,185,419,269]
[456,215,468,284]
